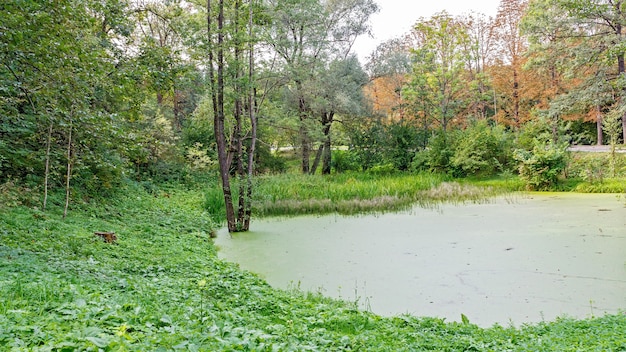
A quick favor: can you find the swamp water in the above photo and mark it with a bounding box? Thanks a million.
[215,193,626,327]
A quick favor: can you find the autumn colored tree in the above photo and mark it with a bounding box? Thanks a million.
[364,38,412,120]
[524,0,626,144]
[491,0,532,128]
[522,0,606,143]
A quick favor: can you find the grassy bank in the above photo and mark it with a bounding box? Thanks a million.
[2,181,626,350]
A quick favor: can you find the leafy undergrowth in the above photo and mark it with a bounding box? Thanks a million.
[2,183,626,350]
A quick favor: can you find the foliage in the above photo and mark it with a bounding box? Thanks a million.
[451,121,514,177]
[255,145,288,175]
[331,150,361,173]
[404,12,471,132]
[419,131,457,174]
[345,119,429,172]
[513,141,569,190]
[570,152,626,179]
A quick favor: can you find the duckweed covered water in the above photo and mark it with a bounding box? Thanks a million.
[215,193,626,327]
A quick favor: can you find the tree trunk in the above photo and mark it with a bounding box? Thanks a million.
[618,40,625,143]
[209,0,237,232]
[310,144,323,175]
[322,132,332,175]
[597,106,603,146]
[234,0,246,227]
[512,68,520,128]
[63,120,73,219]
[321,112,334,175]
[173,88,182,132]
[622,114,626,144]
[43,121,53,212]
[299,94,310,174]
[243,1,257,231]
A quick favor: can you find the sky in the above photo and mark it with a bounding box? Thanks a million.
[352,0,503,62]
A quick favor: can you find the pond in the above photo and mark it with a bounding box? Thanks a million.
[214,193,626,327]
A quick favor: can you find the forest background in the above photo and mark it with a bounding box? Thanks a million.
[3,0,626,221]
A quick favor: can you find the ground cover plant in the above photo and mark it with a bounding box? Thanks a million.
[2,179,626,351]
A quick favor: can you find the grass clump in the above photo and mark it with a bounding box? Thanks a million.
[247,172,517,217]
[2,182,626,350]
[248,172,524,217]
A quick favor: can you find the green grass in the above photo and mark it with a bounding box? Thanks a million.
[2,180,626,350]
[244,172,522,217]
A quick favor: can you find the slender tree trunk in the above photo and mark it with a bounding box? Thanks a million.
[512,68,520,128]
[173,88,182,132]
[597,106,603,146]
[321,112,333,175]
[618,45,625,143]
[322,128,332,175]
[243,0,257,231]
[234,0,247,227]
[296,82,310,174]
[209,0,237,231]
[310,145,323,175]
[43,121,53,212]
[63,120,73,219]
[622,115,626,144]
[300,122,311,174]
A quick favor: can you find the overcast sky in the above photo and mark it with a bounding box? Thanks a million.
[353,0,502,62]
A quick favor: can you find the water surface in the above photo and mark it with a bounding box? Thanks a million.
[215,193,626,327]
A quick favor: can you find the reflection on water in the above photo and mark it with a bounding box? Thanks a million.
[215,193,626,327]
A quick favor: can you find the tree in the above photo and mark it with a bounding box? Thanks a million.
[458,12,498,120]
[364,38,412,120]
[523,0,626,144]
[0,0,140,212]
[309,55,369,174]
[491,0,530,128]
[404,12,472,133]
[206,0,258,232]
[263,0,378,174]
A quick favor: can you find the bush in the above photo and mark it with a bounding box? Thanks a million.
[332,150,361,173]
[367,163,396,175]
[425,131,456,174]
[513,142,568,190]
[384,122,426,171]
[451,121,513,177]
[255,144,287,174]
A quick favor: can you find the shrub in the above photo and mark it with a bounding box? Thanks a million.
[332,150,361,173]
[383,122,426,171]
[425,131,456,174]
[451,121,513,177]
[513,142,568,190]
[255,145,287,174]
[367,163,396,175]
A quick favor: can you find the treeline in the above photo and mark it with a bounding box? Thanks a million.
[351,0,626,180]
[1,0,625,208]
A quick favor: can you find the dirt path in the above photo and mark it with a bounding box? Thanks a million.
[568,145,626,153]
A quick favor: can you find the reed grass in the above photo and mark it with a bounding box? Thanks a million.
[248,172,514,217]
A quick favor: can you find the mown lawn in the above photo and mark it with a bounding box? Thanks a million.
[1,181,625,350]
